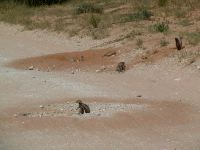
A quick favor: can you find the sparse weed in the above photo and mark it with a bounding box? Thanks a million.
[179,19,193,27]
[75,2,103,14]
[158,0,168,7]
[185,31,200,45]
[177,49,200,64]
[88,14,101,28]
[125,30,142,39]
[151,22,169,33]
[15,0,67,6]
[175,10,187,18]
[160,38,169,47]
[90,28,109,39]
[119,8,153,23]
[134,9,153,20]
[136,38,144,49]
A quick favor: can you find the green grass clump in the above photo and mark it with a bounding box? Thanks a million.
[75,2,103,14]
[151,22,169,33]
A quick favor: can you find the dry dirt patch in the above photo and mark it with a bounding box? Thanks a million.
[6,48,118,72]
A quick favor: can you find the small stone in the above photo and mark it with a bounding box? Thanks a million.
[47,68,50,72]
[96,69,101,73]
[20,112,31,116]
[197,66,200,70]
[137,95,142,98]
[71,71,75,74]
[28,66,34,70]
[39,105,44,109]
[174,78,181,81]
[100,66,106,70]
[13,114,17,117]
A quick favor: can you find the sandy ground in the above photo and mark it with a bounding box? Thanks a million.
[0,23,200,150]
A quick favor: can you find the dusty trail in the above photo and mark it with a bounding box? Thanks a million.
[0,23,200,150]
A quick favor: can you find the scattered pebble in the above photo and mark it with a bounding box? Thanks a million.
[137,95,142,98]
[22,102,146,119]
[28,66,34,70]
[100,66,106,70]
[96,69,101,73]
[13,114,17,117]
[174,78,181,81]
[39,105,44,109]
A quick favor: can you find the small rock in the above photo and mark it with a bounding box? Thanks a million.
[137,95,142,98]
[71,71,75,74]
[174,78,181,81]
[28,66,34,70]
[20,112,31,117]
[96,69,101,73]
[197,66,200,70]
[39,105,44,109]
[13,114,17,117]
[104,51,116,57]
[47,68,50,72]
[100,66,106,70]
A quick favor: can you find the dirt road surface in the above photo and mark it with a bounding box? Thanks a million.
[0,23,200,150]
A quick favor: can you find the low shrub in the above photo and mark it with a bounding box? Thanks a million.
[152,22,169,33]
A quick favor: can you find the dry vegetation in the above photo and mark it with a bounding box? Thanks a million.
[0,0,200,64]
